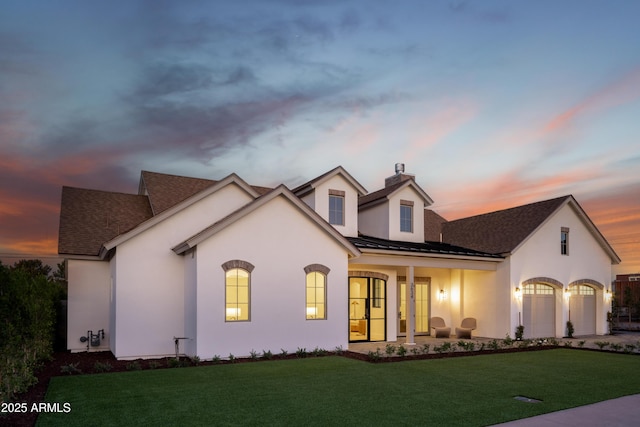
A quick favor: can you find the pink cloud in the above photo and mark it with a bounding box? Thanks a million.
[439,167,602,220]
[405,101,478,156]
[543,66,640,135]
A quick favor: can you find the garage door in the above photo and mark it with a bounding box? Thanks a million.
[569,285,596,336]
[522,283,556,338]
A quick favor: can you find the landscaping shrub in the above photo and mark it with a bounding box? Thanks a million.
[0,260,64,403]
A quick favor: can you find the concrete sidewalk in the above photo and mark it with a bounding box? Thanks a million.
[493,394,640,426]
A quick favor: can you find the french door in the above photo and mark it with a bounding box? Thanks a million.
[349,277,386,342]
[398,282,430,336]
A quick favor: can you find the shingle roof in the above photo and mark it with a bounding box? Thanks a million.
[358,178,434,209]
[424,209,448,242]
[347,235,502,259]
[441,196,570,255]
[58,187,153,256]
[292,165,367,197]
[59,171,272,256]
[358,180,406,207]
[140,171,271,215]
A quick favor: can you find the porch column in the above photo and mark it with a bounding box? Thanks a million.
[405,265,416,345]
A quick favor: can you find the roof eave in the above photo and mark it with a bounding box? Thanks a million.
[357,247,503,262]
[173,185,362,258]
[103,174,259,251]
[293,166,368,198]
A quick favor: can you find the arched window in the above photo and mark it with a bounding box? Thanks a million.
[571,285,595,296]
[305,264,329,320]
[225,268,250,321]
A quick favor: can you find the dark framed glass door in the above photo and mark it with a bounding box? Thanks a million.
[349,277,386,342]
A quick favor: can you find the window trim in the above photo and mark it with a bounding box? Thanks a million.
[328,189,345,226]
[561,227,569,255]
[304,264,330,320]
[222,260,254,322]
[400,200,413,233]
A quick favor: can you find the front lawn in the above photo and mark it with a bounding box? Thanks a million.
[38,349,640,426]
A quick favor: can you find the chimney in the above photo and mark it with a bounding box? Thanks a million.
[385,163,415,187]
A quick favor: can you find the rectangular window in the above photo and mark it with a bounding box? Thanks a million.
[561,227,569,255]
[329,190,345,226]
[400,200,413,232]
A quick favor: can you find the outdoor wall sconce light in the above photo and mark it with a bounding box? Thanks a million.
[605,289,612,300]
[514,287,522,300]
[564,288,571,300]
[438,289,447,301]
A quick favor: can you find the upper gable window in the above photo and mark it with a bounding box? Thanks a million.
[561,227,569,255]
[329,189,345,226]
[400,200,413,232]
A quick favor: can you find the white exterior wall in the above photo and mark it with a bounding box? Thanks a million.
[194,196,349,359]
[359,203,389,239]
[462,269,506,338]
[300,192,314,210]
[388,187,425,242]
[509,204,613,336]
[184,249,197,356]
[109,257,117,354]
[312,175,359,237]
[67,259,110,352]
[112,183,255,359]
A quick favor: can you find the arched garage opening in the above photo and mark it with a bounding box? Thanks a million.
[568,279,603,336]
[521,277,563,339]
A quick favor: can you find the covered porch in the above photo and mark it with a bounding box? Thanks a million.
[347,241,504,346]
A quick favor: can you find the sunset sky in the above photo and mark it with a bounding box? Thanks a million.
[1,0,638,275]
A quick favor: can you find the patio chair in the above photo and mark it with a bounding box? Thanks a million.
[455,317,477,339]
[430,317,451,338]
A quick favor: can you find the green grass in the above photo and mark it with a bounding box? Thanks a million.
[38,349,640,426]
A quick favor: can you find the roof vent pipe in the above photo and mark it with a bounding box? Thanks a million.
[395,163,405,174]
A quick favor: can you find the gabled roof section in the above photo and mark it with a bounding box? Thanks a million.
[172,185,361,258]
[424,209,448,242]
[102,173,261,256]
[442,195,620,263]
[442,196,569,255]
[292,166,367,198]
[566,196,621,264]
[359,179,434,210]
[347,235,502,260]
[58,187,153,256]
[140,170,272,215]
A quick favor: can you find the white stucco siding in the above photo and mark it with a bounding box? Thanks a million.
[313,174,360,237]
[359,203,389,239]
[461,269,505,338]
[112,183,255,359]
[109,257,116,354]
[67,259,110,352]
[194,196,349,359]
[388,187,425,243]
[510,203,613,336]
[184,249,197,356]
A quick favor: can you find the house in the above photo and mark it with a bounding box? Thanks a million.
[58,164,620,359]
[612,273,640,321]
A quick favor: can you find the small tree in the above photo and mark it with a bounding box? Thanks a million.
[515,325,524,341]
[0,260,60,402]
[566,321,574,338]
